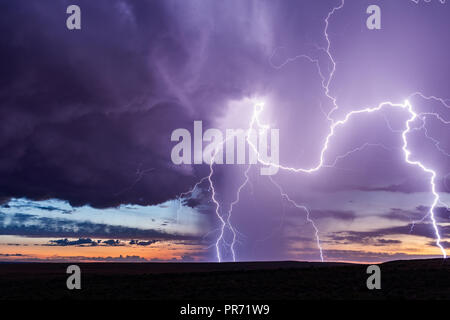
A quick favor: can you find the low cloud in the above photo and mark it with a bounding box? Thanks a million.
[0,212,200,241]
[47,238,124,247]
[375,239,402,246]
[129,239,159,246]
[0,253,24,257]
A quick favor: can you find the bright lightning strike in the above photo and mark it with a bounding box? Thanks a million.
[246,99,447,259]
[268,176,324,262]
[177,0,448,262]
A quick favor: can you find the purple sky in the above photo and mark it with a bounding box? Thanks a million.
[0,0,449,263]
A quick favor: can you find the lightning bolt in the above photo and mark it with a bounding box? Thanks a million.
[268,175,324,262]
[402,101,447,258]
[246,0,447,259]
[207,133,245,262]
[226,164,252,262]
[322,0,345,119]
[422,119,450,157]
[323,142,396,169]
[207,151,228,262]
[178,0,448,262]
[246,99,447,259]
[175,132,244,262]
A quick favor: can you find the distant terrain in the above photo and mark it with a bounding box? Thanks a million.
[0,259,448,300]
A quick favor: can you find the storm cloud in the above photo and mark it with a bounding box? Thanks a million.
[1,0,449,262]
[0,0,273,208]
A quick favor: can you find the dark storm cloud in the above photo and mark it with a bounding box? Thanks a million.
[0,0,270,208]
[0,0,189,208]
[0,211,199,240]
[1,0,450,263]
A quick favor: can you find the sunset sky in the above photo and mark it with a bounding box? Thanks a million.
[0,0,449,263]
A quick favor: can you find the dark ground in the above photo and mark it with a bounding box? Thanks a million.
[0,259,448,300]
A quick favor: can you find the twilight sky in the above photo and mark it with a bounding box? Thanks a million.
[0,0,449,263]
